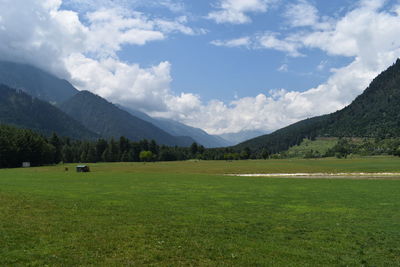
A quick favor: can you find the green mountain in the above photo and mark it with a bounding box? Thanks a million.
[0,61,227,146]
[0,61,78,104]
[237,59,400,153]
[60,91,195,146]
[0,85,97,139]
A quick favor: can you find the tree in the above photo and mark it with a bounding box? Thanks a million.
[121,150,134,162]
[139,150,153,162]
[86,145,97,163]
[159,150,177,161]
[49,132,62,164]
[102,148,113,162]
[62,145,74,163]
[109,138,120,162]
[190,142,198,156]
[149,139,159,155]
[240,147,251,160]
[96,139,108,161]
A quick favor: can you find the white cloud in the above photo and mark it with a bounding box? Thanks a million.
[158,0,186,13]
[162,0,400,134]
[207,0,270,24]
[256,32,304,57]
[283,0,336,31]
[0,0,87,77]
[284,0,319,27]
[2,0,400,136]
[65,54,173,111]
[278,64,288,72]
[211,33,304,57]
[64,0,186,13]
[210,37,251,47]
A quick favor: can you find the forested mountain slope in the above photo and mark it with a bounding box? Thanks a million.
[237,59,400,153]
[60,91,195,146]
[0,85,97,139]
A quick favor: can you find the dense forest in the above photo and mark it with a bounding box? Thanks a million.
[0,124,251,168]
[0,85,97,139]
[3,124,400,169]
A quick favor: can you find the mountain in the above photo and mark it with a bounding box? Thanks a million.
[0,61,78,104]
[60,91,195,146]
[120,106,233,148]
[218,130,267,145]
[0,85,97,139]
[237,59,400,153]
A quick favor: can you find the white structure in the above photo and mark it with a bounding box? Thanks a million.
[22,162,31,168]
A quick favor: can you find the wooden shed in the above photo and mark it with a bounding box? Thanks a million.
[76,165,90,172]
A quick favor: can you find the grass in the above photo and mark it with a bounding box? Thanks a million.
[1,157,400,266]
[286,138,338,158]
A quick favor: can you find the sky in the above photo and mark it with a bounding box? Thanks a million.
[1,0,400,134]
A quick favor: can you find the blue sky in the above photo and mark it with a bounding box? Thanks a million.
[63,0,356,102]
[2,0,400,134]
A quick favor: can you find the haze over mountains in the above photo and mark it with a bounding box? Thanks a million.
[0,61,251,147]
[120,106,233,147]
[60,90,195,147]
[237,59,400,153]
[0,61,78,104]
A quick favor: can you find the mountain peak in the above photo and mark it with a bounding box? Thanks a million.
[0,61,78,104]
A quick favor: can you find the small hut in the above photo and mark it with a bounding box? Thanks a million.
[22,162,31,168]
[76,165,90,172]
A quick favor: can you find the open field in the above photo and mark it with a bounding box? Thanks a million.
[1,157,400,266]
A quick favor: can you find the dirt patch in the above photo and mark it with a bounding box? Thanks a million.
[227,173,400,180]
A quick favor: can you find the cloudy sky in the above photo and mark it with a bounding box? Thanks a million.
[1,0,400,134]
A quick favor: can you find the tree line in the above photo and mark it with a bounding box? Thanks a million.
[0,125,259,168]
[3,124,400,169]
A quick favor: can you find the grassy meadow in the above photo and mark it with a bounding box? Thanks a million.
[1,157,400,266]
[286,138,338,158]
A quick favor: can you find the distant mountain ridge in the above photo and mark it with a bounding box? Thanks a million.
[0,61,78,104]
[218,130,267,145]
[0,61,232,146]
[60,91,195,146]
[120,105,233,148]
[237,59,400,153]
[0,60,268,147]
[0,85,97,139]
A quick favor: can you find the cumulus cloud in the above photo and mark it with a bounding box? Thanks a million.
[65,54,173,111]
[255,32,304,57]
[2,0,400,136]
[0,0,204,112]
[64,0,186,14]
[173,0,400,134]
[0,0,86,77]
[283,0,335,30]
[210,33,304,57]
[207,0,270,24]
[210,37,251,48]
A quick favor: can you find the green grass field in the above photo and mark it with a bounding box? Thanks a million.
[1,157,400,266]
